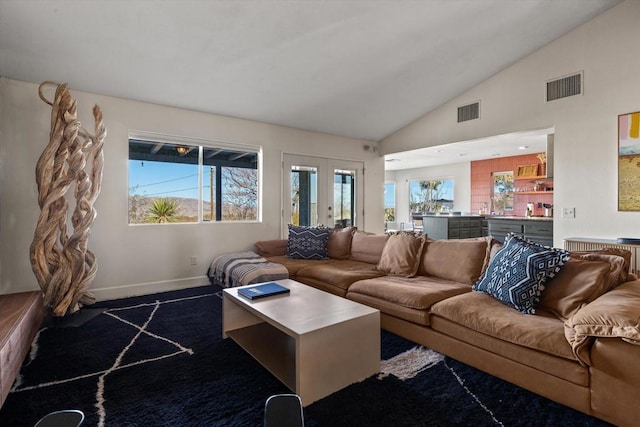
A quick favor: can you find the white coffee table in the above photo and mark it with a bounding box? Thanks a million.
[223,279,380,406]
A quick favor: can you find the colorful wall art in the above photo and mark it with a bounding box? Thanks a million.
[619,111,640,211]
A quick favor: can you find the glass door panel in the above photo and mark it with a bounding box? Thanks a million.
[291,166,318,226]
[333,169,355,228]
[283,155,325,234]
[328,159,362,230]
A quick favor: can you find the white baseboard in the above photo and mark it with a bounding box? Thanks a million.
[92,276,211,301]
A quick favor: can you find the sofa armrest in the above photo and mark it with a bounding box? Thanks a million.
[255,239,288,257]
[589,337,640,426]
[564,280,640,365]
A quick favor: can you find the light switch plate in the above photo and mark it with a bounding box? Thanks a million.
[562,207,575,218]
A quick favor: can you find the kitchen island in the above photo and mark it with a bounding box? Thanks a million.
[422,214,485,240]
[487,216,553,246]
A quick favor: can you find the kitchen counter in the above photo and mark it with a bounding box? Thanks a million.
[420,214,553,221]
[486,215,553,222]
[422,214,484,218]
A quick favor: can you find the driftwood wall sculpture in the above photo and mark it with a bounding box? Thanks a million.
[30,81,106,317]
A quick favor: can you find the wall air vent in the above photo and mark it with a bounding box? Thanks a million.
[457,101,480,123]
[546,72,582,102]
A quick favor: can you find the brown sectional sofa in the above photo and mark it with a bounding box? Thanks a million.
[255,229,640,426]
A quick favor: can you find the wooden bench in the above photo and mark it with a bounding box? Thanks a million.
[0,291,44,408]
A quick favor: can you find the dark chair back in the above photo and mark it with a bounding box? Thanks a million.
[264,394,304,427]
[34,410,84,427]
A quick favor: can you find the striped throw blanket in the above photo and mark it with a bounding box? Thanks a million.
[207,251,289,288]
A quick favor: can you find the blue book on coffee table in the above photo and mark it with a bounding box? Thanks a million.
[237,282,290,300]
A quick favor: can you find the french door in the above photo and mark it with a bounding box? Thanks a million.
[282,154,363,236]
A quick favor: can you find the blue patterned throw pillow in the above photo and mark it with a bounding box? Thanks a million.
[286,224,331,260]
[473,234,570,314]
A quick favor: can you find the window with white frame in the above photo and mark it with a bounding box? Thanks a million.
[492,171,514,213]
[384,182,396,222]
[128,135,260,224]
[408,178,454,213]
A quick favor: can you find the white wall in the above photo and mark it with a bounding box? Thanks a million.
[385,162,471,226]
[0,78,383,298]
[382,0,640,247]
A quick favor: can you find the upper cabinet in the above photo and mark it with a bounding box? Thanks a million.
[512,134,554,195]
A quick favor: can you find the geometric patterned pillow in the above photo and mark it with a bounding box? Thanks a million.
[286,224,331,260]
[472,234,570,314]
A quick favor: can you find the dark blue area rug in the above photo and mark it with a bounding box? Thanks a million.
[0,285,609,426]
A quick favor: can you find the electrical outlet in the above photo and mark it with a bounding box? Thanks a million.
[190,256,197,265]
[562,207,575,218]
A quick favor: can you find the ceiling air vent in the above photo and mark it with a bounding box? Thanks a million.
[457,101,480,123]
[546,72,582,102]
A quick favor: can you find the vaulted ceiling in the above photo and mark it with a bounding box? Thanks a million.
[0,0,620,146]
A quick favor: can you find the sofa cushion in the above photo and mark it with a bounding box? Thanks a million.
[376,232,426,277]
[348,275,471,311]
[266,255,330,276]
[571,247,632,285]
[255,239,288,257]
[347,276,471,327]
[295,259,385,292]
[473,235,570,314]
[564,280,640,365]
[418,237,491,285]
[286,224,330,260]
[347,292,431,326]
[539,253,626,320]
[350,231,389,264]
[431,292,576,362]
[327,226,356,260]
[488,238,503,265]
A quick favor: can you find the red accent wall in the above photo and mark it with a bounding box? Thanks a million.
[470,153,553,217]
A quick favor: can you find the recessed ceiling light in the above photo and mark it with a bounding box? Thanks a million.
[435,149,444,153]
[491,153,501,157]
[518,145,529,150]
[458,153,467,157]
[385,158,400,162]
